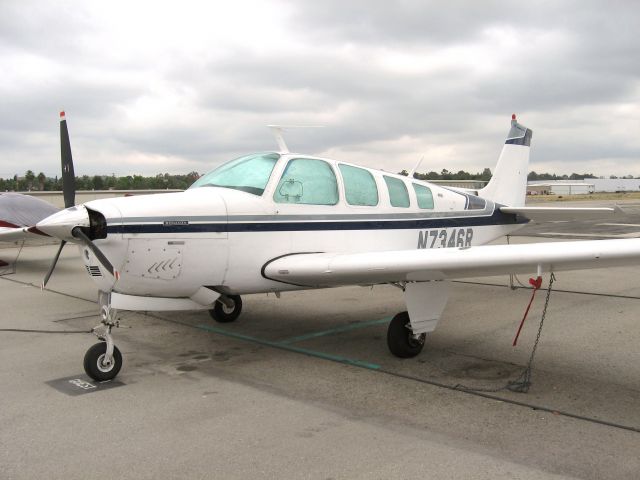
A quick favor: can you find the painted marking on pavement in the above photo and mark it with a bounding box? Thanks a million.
[195,323,381,370]
[46,375,125,396]
[279,317,391,344]
[597,223,640,227]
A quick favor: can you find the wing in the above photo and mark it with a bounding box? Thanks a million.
[500,206,623,222]
[263,238,640,287]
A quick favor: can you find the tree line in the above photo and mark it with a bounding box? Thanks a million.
[1,170,201,192]
[399,168,493,181]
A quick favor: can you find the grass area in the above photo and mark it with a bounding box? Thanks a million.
[527,192,640,202]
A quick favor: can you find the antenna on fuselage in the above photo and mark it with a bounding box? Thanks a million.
[267,125,325,154]
[408,156,425,178]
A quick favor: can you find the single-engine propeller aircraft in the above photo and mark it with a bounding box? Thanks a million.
[0,193,59,270]
[0,112,77,271]
[32,112,638,382]
[0,193,59,243]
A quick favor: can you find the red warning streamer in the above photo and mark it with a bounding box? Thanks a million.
[512,276,542,346]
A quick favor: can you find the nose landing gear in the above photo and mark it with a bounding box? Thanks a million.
[84,305,122,381]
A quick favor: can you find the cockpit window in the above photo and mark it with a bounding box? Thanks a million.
[274,158,339,205]
[384,175,410,208]
[189,153,280,196]
[339,164,379,206]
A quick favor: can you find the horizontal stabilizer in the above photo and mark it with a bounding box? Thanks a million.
[501,206,624,222]
[263,238,640,287]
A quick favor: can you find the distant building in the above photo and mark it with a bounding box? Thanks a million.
[528,179,640,194]
[527,184,550,195]
[527,181,594,195]
[591,179,640,192]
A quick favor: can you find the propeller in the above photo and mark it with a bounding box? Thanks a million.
[60,111,76,209]
[42,240,66,288]
[41,112,77,288]
[41,112,116,288]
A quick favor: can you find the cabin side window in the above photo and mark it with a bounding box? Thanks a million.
[273,158,339,205]
[338,164,379,206]
[412,183,434,209]
[383,176,410,208]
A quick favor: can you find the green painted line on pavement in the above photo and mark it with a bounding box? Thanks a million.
[195,323,381,370]
[278,317,392,345]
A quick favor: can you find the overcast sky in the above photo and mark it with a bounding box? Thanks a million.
[1,0,638,179]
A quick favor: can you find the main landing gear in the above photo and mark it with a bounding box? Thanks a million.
[385,281,450,358]
[84,305,122,381]
[387,311,426,358]
[208,294,242,323]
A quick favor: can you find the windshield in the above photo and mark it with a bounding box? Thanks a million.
[189,153,280,195]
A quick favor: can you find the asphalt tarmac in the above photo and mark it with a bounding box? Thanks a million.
[1,202,640,479]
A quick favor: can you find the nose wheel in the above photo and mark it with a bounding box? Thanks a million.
[209,294,242,323]
[84,342,122,381]
[84,305,122,381]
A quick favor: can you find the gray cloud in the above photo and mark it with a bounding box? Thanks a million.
[0,0,638,179]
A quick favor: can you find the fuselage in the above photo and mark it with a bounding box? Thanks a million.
[40,152,527,298]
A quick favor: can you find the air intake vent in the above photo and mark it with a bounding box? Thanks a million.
[86,265,102,277]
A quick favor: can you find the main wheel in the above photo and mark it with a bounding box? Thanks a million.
[83,342,123,381]
[387,311,426,358]
[208,295,242,323]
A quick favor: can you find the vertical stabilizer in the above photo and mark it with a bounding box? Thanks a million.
[479,115,532,207]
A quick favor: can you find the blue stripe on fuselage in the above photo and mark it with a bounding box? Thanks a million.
[106,210,526,234]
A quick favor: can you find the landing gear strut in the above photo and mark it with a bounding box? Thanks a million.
[84,305,122,381]
[209,294,242,323]
[387,311,426,358]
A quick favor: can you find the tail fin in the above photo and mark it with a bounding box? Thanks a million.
[479,115,532,207]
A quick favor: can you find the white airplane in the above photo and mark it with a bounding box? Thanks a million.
[0,112,77,271]
[28,113,638,382]
[0,193,58,243]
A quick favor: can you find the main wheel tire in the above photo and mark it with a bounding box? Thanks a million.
[208,295,242,323]
[387,311,426,358]
[83,342,123,381]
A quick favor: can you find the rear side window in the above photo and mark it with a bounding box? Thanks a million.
[384,176,410,208]
[338,164,378,206]
[466,194,486,210]
[413,183,434,209]
[274,158,339,205]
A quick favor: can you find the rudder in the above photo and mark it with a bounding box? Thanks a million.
[479,115,532,207]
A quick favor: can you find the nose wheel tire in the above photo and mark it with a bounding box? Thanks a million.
[387,311,426,358]
[83,342,123,381]
[209,294,243,323]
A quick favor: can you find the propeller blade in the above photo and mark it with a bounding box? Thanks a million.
[42,240,66,289]
[72,227,115,277]
[60,111,76,208]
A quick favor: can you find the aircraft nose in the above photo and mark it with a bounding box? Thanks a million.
[36,205,90,241]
